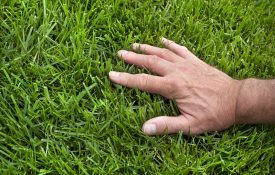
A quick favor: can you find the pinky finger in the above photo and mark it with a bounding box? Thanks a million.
[161,37,197,60]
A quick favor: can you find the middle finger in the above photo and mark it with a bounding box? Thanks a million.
[118,50,173,76]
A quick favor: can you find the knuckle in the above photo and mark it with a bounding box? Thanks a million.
[143,44,149,51]
[140,73,148,80]
[146,55,158,68]
[180,46,189,56]
[139,73,150,90]
[160,48,170,57]
[164,78,180,99]
[170,78,181,89]
[124,75,131,87]
[181,46,188,51]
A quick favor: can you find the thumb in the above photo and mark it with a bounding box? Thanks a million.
[142,115,193,135]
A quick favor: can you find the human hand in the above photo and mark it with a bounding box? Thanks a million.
[109,38,242,135]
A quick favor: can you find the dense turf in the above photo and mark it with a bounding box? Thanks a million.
[0,0,274,174]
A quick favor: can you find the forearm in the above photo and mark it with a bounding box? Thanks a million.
[236,78,275,124]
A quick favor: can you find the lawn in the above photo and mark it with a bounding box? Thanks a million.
[0,0,274,174]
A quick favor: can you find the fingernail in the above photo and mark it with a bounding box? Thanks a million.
[109,71,120,81]
[117,50,128,57]
[160,37,167,43]
[132,43,139,50]
[143,123,157,135]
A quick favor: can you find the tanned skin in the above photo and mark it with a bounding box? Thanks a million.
[109,38,275,135]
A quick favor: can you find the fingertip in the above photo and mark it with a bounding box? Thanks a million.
[142,116,167,136]
[142,123,157,135]
[117,50,128,58]
[109,71,120,81]
[160,37,168,44]
[143,116,192,135]
[132,43,140,50]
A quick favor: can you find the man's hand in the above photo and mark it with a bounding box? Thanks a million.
[109,38,243,135]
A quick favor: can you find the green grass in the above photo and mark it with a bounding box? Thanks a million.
[0,0,274,174]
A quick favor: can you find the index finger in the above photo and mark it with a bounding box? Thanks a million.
[109,71,172,98]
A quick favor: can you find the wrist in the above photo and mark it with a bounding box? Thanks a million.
[234,78,273,124]
[234,79,249,124]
